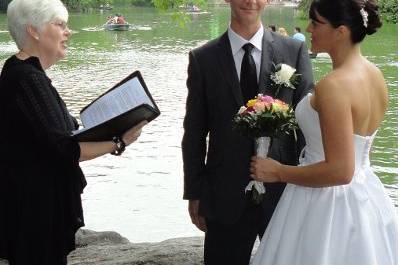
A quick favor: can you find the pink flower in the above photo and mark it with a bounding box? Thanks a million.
[259,95,274,104]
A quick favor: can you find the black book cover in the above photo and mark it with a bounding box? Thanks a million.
[72,71,160,141]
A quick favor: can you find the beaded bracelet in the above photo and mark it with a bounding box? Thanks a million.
[111,136,126,156]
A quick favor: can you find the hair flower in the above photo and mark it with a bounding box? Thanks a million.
[360,7,369,28]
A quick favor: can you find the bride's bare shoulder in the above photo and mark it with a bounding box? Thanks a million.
[314,71,347,95]
[312,71,353,110]
[315,61,384,95]
[367,61,387,85]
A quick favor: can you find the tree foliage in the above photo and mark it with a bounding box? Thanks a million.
[295,0,311,19]
[379,0,398,23]
[152,0,205,26]
[61,0,114,11]
[298,0,311,14]
[297,0,398,24]
[61,0,205,25]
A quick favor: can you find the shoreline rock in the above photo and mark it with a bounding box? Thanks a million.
[0,229,205,265]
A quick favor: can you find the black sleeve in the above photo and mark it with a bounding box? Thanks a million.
[14,71,81,163]
[182,51,209,200]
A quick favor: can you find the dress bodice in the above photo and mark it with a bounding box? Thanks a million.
[295,93,377,173]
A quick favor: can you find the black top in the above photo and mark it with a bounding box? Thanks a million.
[0,56,86,263]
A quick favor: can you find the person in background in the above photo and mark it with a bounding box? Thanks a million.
[292,26,306,42]
[267,24,276,32]
[182,0,313,263]
[251,0,398,264]
[0,0,146,264]
[106,15,114,24]
[277,27,289,37]
[113,14,120,24]
[117,15,126,24]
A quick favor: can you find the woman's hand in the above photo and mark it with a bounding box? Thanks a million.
[78,121,148,161]
[250,156,282,183]
[122,120,148,146]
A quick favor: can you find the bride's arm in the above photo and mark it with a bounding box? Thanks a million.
[251,77,355,187]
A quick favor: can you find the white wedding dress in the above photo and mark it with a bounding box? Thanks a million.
[252,93,398,265]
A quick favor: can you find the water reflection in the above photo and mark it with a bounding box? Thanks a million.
[0,6,397,243]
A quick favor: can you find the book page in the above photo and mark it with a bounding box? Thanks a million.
[80,77,154,128]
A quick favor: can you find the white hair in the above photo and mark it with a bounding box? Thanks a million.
[7,0,68,49]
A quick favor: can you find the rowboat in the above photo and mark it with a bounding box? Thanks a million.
[104,23,130,31]
[99,4,113,10]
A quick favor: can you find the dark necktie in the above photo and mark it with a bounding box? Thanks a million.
[240,43,258,104]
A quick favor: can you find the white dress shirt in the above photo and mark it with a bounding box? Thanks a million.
[228,24,264,82]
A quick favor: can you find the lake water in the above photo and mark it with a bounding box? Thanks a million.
[0,5,397,243]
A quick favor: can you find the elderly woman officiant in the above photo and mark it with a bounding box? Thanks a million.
[0,0,146,264]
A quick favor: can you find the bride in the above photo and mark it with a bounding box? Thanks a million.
[250,0,398,264]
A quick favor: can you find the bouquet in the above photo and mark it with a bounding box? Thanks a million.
[233,94,298,139]
[233,63,300,204]
[233,95,298,204]
[233,63,300,139]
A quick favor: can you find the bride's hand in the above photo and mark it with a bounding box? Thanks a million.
[250,156,282,183]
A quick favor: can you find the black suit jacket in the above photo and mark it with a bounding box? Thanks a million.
[182,30,314,225]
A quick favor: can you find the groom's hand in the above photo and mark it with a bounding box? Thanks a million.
[188,200,207,232]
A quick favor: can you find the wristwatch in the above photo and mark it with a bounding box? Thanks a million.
[111,136,126,156]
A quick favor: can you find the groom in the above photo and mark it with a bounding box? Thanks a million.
[182,0,313,264]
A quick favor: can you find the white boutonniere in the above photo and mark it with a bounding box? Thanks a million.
[270,63,301,96]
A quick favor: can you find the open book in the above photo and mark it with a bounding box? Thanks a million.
[72,71,160,141]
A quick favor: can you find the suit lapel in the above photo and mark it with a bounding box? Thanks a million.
[259,30,279,97]
[216,32,244,107]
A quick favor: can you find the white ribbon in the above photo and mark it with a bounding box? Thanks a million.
[244,136,270,196]
[245,180,266,194]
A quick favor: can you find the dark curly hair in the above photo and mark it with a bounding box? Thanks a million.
[309,0,382,43]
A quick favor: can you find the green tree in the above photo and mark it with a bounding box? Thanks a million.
[62,0,114,11]
[298,0,311,14]
[379,0,398,23]
[297,0,398,24]
[296,0,311,19]
[62,0,205,25]
[152,0,206,26]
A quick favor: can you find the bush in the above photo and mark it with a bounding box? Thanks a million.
[130,0,154,6]
[62,0,114,10]
[380,0,398,23]
[297,0,398,24]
